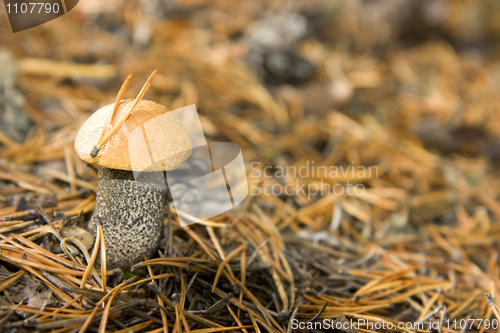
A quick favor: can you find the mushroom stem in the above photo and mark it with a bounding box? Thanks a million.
[88,166,166,270]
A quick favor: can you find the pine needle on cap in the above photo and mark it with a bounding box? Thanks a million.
[98,74,132,144]
[91,70,157,158]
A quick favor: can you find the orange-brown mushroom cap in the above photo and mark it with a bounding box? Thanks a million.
[75,99,192,171]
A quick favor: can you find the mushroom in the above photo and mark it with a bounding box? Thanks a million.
[74,96,191,270]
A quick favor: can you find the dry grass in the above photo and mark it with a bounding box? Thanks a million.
[1,0,500,332]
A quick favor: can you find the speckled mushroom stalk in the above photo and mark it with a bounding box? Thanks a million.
[74,97,192,271]
[87,167,167,270]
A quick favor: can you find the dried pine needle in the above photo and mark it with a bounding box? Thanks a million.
[91,70,157,157]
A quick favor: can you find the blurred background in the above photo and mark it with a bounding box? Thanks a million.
[2,0,500,244]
